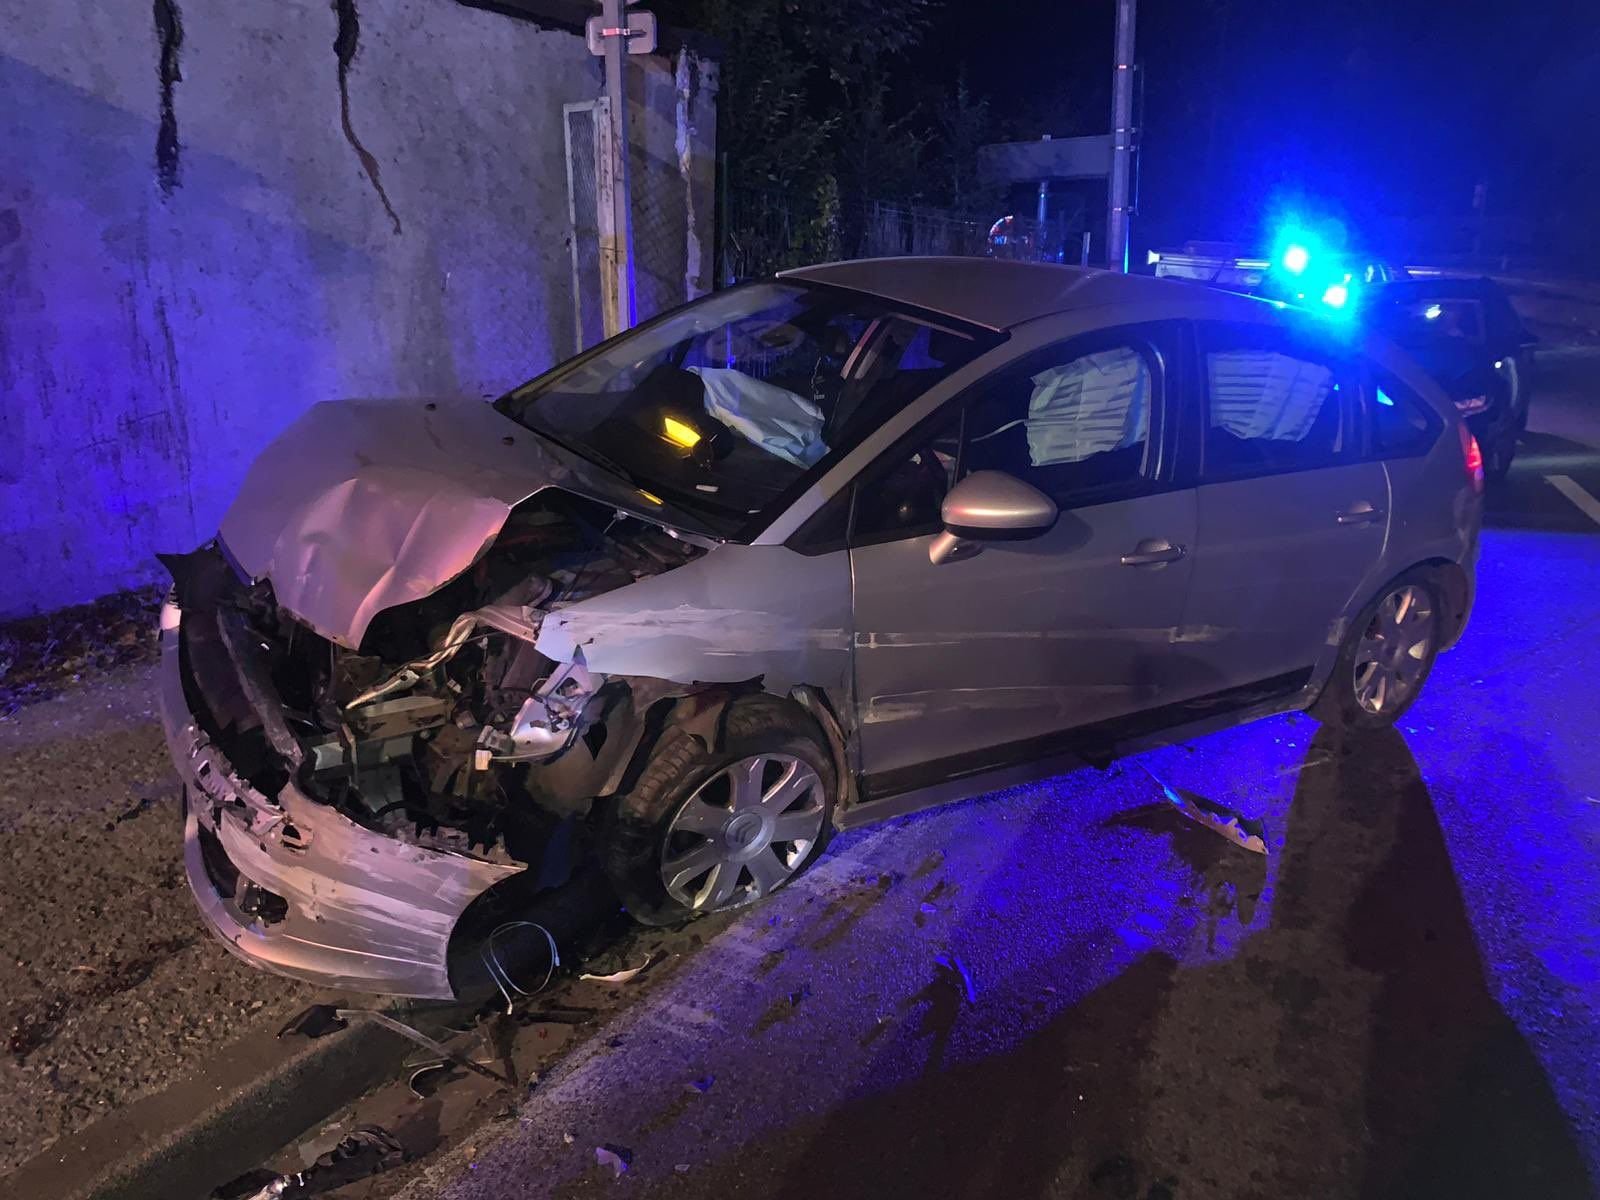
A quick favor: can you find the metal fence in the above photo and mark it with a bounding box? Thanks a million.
[717,186,1086,286]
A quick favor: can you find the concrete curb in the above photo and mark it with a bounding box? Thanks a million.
[0,1008,413,1200]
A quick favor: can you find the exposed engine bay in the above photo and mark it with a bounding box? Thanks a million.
[170,490,707,870]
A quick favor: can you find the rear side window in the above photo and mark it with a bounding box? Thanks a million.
[1370,371,1442,457]
[1199,324,1353,480]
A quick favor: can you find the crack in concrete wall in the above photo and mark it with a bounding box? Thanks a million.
[333,0,403,236]
[153,0,183,194]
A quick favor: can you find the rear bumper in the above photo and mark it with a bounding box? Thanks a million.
[159,597,521,999]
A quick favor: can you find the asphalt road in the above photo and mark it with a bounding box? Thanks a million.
[3,347,1598,1199]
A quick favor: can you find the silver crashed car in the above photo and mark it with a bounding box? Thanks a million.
[158,258,1483,998]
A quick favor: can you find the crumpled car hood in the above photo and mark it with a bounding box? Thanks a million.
[219,396,682,649]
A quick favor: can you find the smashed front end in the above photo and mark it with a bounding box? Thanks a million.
[160,491,707,998]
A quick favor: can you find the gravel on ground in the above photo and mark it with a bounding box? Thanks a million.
[0,661,316,1177]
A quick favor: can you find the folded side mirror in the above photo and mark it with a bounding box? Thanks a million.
[929,470,1058,564]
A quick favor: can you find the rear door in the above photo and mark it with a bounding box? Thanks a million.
[1179,320,1390,692]
[843,323,1200,788]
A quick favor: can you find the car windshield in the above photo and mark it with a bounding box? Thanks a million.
[1372,294,1486,344]
[496,282,988,537]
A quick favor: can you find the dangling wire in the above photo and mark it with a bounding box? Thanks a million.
[480,920,560,1015]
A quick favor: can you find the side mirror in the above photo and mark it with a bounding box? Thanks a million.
[929,470,1058,565]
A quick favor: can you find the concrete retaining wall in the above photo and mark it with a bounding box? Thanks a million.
[0,0,716,617]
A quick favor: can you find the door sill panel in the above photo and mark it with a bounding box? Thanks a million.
[837,670,1315,831]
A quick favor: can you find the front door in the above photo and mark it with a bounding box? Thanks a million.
[847,325,1199,788]
[1180,320,1390,690]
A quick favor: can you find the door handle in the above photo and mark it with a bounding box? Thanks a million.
[1336,502,1384,526]
[1121,539,1187,567]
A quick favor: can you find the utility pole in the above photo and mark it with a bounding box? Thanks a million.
[600,0,637,329]
[1107,0,1137,272]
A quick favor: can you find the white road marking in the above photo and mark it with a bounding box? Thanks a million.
[1546,474,1600,529]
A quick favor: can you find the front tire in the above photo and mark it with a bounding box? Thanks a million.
[1312,572,1443,730]
[599,696,836,926]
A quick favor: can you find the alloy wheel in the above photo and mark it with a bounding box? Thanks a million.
[659,754,827,911]
[1352,584,1437,715]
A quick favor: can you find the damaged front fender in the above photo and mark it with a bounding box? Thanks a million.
[534,543,853,695]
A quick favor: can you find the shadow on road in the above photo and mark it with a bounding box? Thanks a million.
[773,726,1592,1200]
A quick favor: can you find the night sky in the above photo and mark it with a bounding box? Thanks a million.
[912,0,1600,252]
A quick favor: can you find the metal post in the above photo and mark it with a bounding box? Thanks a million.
[600,0,636,331]
[1035,179,1048,261]
[1107,0,1137,272]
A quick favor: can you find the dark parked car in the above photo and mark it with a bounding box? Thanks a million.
[1366,277,1536,480]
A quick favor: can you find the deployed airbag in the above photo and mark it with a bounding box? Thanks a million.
[690,367,828,468]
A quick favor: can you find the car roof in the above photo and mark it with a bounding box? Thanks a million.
[778,256,1269,332]
[1375,276,1502,301]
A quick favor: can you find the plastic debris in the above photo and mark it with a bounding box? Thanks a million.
[408,1061,460,1100]
[919,902,937,915]
[676,1163,692,1174]
[1141,767,1268,855]
[685,1074,715,1094]
[935,952,975,1003]
[563,1131,576,1145]
[579,953,658,985]
[595,1144,633,1177]
[280,1004,513,1089]
[210,1127,405,1199]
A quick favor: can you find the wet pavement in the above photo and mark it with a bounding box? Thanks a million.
[3,350,1599,1199]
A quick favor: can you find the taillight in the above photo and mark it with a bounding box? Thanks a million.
[1458,422,1484,493]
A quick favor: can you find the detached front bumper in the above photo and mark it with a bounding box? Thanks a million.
[159,598,522,999]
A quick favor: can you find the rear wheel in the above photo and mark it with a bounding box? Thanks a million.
[599,696,836,926]
[1483,425,1519,482]
[1313,573,1442,730]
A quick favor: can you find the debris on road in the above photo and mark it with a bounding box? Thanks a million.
[685,1074,715,1093]
[579,952,659,985]
[210,1125,406,1199]
[934,952,976,1003]
[595,1143,633,1176]
[279,1004,514,1089]
[407,1060,462,1100]
[111,795,160,825]
[1142,767,1268,855]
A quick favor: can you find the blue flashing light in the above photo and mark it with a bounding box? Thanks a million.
[1322,283,1349,308]
[1376,388,1395,407]
[1282,244,1310,275]
[1424,303,1443,320]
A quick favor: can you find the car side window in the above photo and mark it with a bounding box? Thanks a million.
[958,339,1156,505]
[1199,324,1354,481]
[849,412,963,545]
[1369,370,1441,457]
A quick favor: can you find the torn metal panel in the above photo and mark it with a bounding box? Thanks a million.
[218,396,709,649]
[535,543,853,693]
